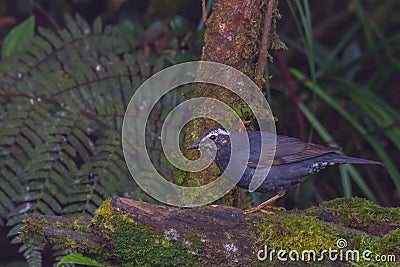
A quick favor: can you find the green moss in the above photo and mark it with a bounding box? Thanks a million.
[21,216,46,246]
[21,214,90,248]
[64,237,77,250]
[380,228,400,255]
[343,233,399,267]
[254,198,400,266]
[305,197,400,227]
[91,199,196,266]
[255,213,338,259]
[92,198,114,231]
[112,223,194,267]
[173,168,187,185]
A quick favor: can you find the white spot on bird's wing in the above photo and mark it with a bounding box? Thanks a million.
[309,162,334,174]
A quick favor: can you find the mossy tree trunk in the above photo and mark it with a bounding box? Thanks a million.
[182,0,279,206]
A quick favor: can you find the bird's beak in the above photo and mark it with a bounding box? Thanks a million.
[186,142,199,150]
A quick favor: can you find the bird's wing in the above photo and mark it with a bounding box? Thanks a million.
[274,135,340,164]
[242,133,340,168]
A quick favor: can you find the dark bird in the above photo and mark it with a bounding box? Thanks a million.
[187,128,382,213]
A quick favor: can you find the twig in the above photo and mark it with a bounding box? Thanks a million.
[255,0,277,88]
[202,0,208,23]
[29,0,61,30]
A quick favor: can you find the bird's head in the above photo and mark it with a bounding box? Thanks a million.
[186,127,231,154]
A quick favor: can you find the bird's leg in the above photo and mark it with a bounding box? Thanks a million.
[244,191,286,214]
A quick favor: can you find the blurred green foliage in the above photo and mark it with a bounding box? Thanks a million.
[1,15,34,58]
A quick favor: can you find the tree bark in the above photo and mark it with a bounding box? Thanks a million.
[22,196,400,266]
[182,0,276,206]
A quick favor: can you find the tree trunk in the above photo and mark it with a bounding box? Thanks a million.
[182,0,280,207]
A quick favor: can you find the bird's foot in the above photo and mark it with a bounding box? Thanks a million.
[244,205,285,214]
[244,191,286,214]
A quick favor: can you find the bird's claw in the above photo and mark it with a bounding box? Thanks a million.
[244,205,285,214]
[244,191,286,214]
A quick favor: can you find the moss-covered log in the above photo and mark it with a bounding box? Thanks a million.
[22,196,400,266]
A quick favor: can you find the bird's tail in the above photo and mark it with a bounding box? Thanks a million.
[328,154,383,165]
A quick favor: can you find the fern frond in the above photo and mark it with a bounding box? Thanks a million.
[0,13,158,265]
[20,245,43,267]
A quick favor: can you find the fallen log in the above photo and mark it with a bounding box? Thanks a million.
[22,196,400,266]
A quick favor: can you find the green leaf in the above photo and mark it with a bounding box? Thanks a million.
[57,253,106,267]
[168,15,188,37]
[2,16,35,58]
[293,68,400,193]
[0,14,155,265]
[299,102,378,202]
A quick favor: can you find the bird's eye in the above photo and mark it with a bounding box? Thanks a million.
[209,135,216,140]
